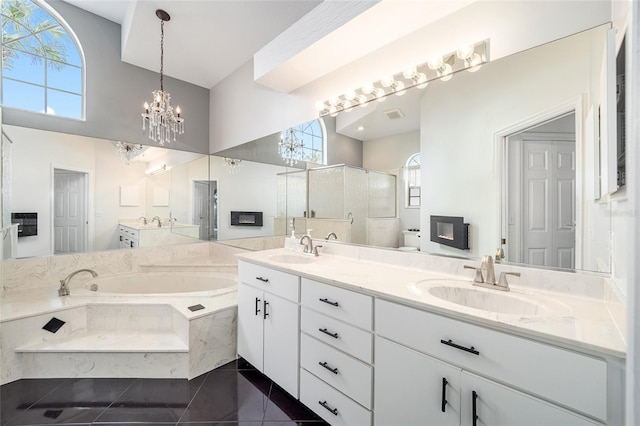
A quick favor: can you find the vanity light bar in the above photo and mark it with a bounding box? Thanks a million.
[316,39,490,118]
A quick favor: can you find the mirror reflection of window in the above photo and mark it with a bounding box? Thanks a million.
[1,0,84,119]
[405,153,421,207]
[282,118,326,165]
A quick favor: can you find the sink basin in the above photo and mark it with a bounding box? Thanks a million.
[427,286,548,316]
[407,279,552,317]
[269,253,317,264]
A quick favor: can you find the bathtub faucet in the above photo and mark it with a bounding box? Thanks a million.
[58,269,98,297]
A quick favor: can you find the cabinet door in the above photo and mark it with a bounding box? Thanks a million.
[460,372,599,426]
[375,337,461,426]
[237,283,264,371]
[264,293,300,398]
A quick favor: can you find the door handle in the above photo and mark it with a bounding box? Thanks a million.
[255,297,261,316]
[441,377,448,413]
[318,328,339,339]
[472,390,478,426]
[263,300,269,319]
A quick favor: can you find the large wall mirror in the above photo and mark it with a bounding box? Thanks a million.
[2,24,617,277]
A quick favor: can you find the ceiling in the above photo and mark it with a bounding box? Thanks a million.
[62,0,321,89]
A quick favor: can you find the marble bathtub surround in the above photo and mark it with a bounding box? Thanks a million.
[240,243,626,358]
[0,241,251,297]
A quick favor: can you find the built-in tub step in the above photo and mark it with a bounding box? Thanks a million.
[15,330,189,379]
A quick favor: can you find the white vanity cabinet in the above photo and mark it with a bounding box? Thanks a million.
[118,225,138,248]
[299,278,374,426]
[237,261,300,398]
[374,299,605,425]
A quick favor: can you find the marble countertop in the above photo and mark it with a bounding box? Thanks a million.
[119,221,198,230]
[238,248,626,359]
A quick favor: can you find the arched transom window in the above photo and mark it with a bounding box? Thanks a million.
[2,0,84,119]
[405,153,421,207]
[281,118,326,165]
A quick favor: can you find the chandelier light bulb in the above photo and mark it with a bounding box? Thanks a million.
[427,56,444,70]
[362,83,375,95]
[456,45,475,60]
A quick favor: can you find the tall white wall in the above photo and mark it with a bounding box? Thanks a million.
[419,27,608,265]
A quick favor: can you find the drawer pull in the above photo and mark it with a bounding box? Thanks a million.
[319,328,339,339]
[472,390,479,426]
[256,276,269,283]
[441,377,448,412]
[319,361,339,374]
[319,297,339,307]
[263,300,269,319]
[440,339,479,355]
[255,297,261,316]
[318,400,339,416]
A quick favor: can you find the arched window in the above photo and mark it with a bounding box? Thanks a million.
[281,118,326,165]
[405,153,421,207]
[1,0,84,119]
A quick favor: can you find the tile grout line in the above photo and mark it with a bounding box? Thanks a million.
[2,378,72,426]
[175,370,211,425]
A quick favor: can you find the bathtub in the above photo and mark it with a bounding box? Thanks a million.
[81,271,237,297]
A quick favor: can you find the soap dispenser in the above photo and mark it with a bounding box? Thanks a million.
[288,229,297,252]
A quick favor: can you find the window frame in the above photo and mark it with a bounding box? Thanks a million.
[405,153,421,208]
[1,0,86,120]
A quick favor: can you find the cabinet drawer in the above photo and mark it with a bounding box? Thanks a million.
[302,307,372,363]
[301,334,372,409]
[301,278,372,330]
[300,369,371,426]
[375,299,607,421]
[239,261,299,302]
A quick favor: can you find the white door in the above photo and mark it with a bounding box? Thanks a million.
[460,371,598,425]
[522,140,575,268]
[263,293,299,398]
[237,283,265,371]
[192,180,211,240]
[54,169,87,254]
[374,337,461,426]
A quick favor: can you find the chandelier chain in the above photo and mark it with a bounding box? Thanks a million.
[160,20,164,92]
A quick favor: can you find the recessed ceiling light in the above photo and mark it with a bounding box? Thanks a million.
[357,126,364,131]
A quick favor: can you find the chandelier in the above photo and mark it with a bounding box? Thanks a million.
[279,128,304,166]
[141,9,184,146]
[115,141,143,164]
[224,158,243,174]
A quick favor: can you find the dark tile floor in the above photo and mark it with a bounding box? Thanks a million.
[0,358,328,426]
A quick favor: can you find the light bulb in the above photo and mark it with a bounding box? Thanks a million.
[343,100,353,111]
[344,89,356,100]
[381,75,395,88]
[356,94,368,107]
[328,96,339,106]
[415,73,428,89]
[374,88,386,102]
[176,106,181,116]
[403,65,417,79]
[362,83,375,95]
[329,105,338,117]
[427,56,444,70]
[439,63,453,81]
[456,45,475,60]
[466,53,482,72]
[394,81,406,96]
[315,101,327,111]
[143,102,149,111]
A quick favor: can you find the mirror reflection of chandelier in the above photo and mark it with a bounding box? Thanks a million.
[224,157,243,174]
[279,127,304,166]
[115,141,143,165]
[141,9,184,146]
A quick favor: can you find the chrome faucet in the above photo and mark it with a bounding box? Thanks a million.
[325,232,337,240]
[138,216,147,225]
[58,269,98,297]
[152,216,162,227]
[480,255,496,285]
[299,235,314,254]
